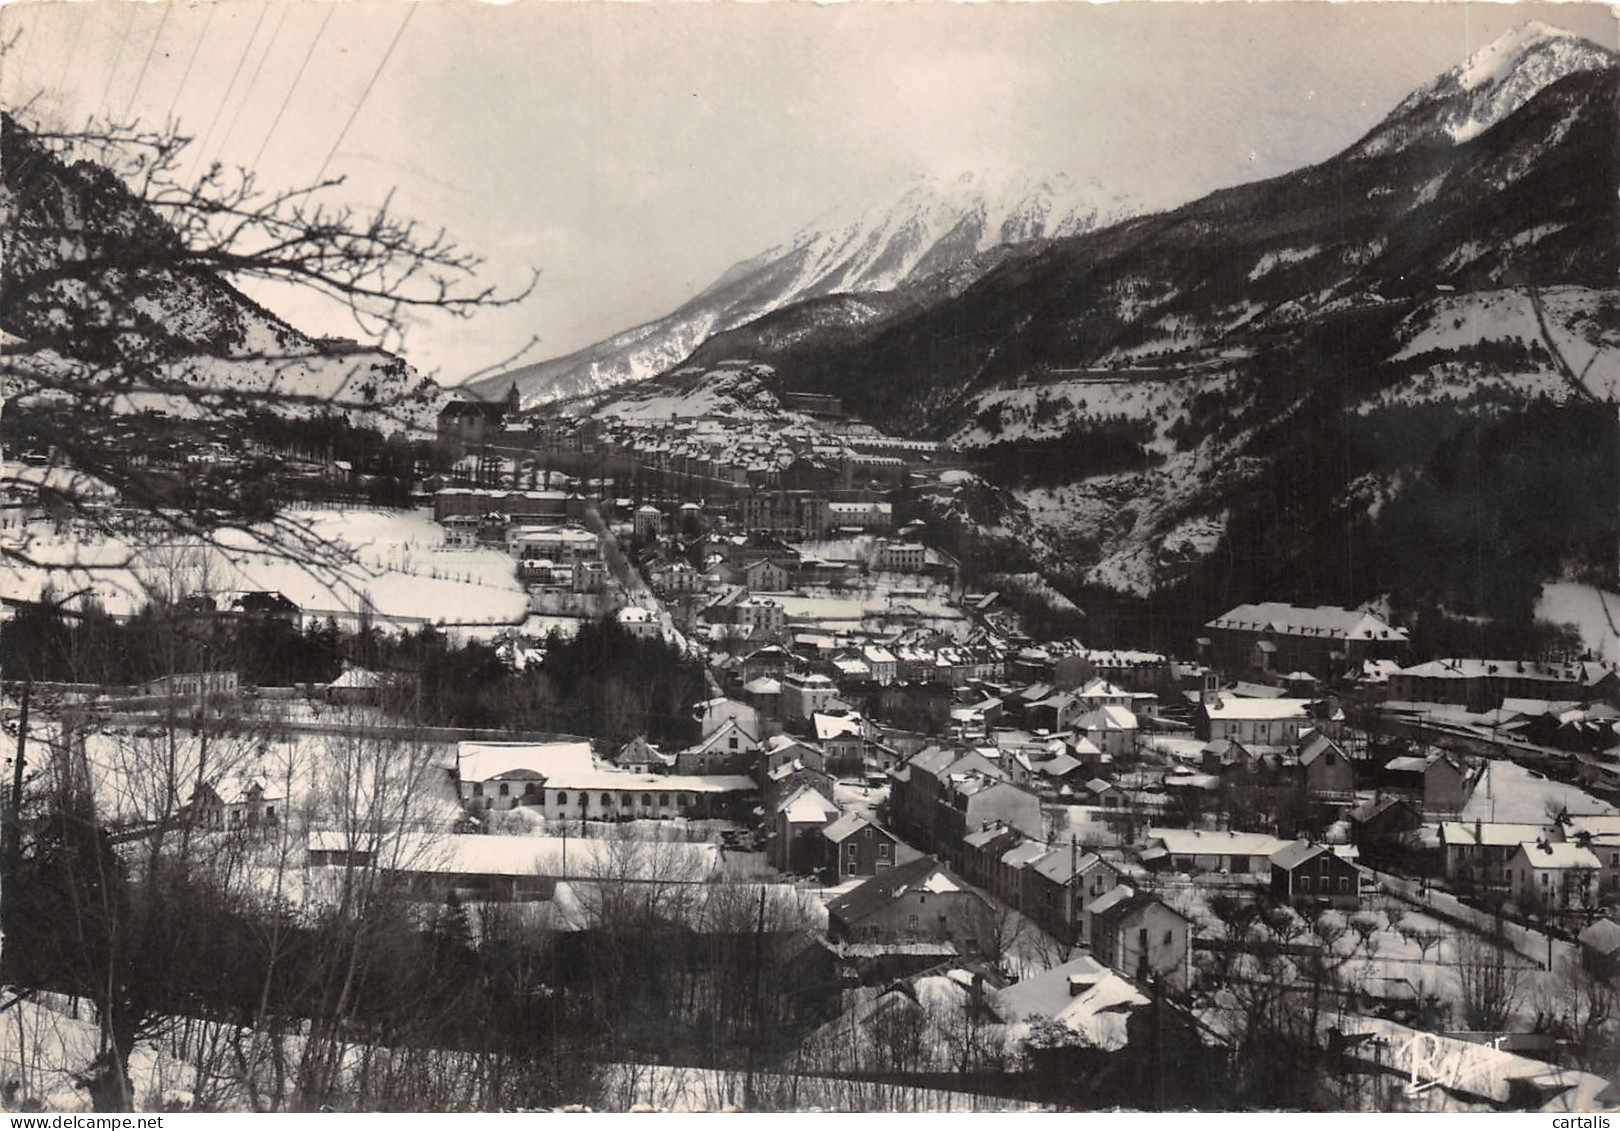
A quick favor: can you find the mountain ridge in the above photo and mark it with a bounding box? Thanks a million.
[467,170,1136,408]
[0,114,447,434]
[630,23,1620,651]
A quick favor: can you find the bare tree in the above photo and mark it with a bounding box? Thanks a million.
[1454,929,1530,1032]
[2,103,532,617]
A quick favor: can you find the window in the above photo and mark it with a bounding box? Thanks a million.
[499,783,510,797]
[473,783,484,797]
[660,793,670,806]
[642,793,652,807]
[1138,927,1148,951]
[1299,876,1311,894]
[908,914,920,930]
[601,793,612,808]
[524,782,537,796]
[557,792,568,806]
[878,843,890,860]
[847,843,858,858]
[1164,930,1173,945]
[729,737,739,750]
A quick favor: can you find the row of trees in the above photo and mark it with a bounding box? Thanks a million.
[2,594,708,749]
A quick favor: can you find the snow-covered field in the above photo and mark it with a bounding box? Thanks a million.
[1388,287,1620,402]
[1,507,528,637]
[950,372,1226,450]
[1536,582,1620,664]
[1458,759,1616,824]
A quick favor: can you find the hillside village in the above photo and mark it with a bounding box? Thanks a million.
[5,3,1620,1115]
[6,372,1620,1112]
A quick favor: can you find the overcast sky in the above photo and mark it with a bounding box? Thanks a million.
[4,0,1616,386]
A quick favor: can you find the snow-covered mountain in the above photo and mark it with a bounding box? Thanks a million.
[1353,21,1616,154]
[466,170,1134,408]
[656,23,1619,650]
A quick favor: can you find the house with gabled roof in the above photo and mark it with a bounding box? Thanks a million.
[820,813,899,883]
[939,777,1043,869]
[1440,820,1557,888]
[772,783,842,873]
[1074,678,1135,710]
[1025,842,1122,945]
[1298,731,1355,797]
[191,775,285,831]
[1270,840,1362,909]
[1509,839,1604,914]
[1384,750,1475,813]
[1074,705,1139,759]
[760,734,827,781]
[1025,691,1081,734]
[1089,887,1192,992]
[1348,795,1425,863]
[961,823,1024,892]
[1577,918,1620,973]
[694,696,760,740]
[764,758,835,820]
[675,717,760,776]
[826,857,994,954]
[1197,696,1313,745]
[888,745,1003,850]
[814,711,871,774]
[608,735,675,775]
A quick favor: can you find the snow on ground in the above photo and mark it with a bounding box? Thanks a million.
[1046,804,1132,847]
[12,706,462,829]
[0,994,196,1112]
[599,1061,1040,1113]
[1142,736,1208,763]
[950,372,1226,449]
[1389,287,1620,402]
[1459,759,1616,824]
[1247,245,1321,282]
[1536,582,1620,664]
[0,507,528,636]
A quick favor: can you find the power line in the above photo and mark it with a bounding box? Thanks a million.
[187,3,271,179]
[122,4,172,123]
[209,1,291,170]
[94,3,138,119]
[251,3,336,170]
[165,3,217,126]
[314,3,415,184]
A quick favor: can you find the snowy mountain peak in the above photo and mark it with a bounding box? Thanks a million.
[473,166,1134,408]
[1389,21,1615,144]
[1456,21,1570,89]
[752,167,1132,299]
